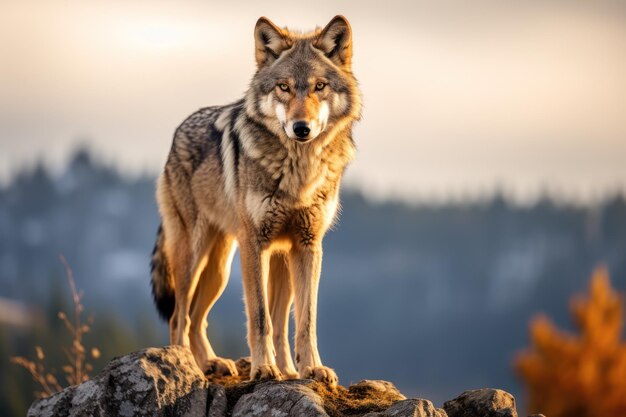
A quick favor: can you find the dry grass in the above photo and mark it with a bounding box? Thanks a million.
[10,256,100,398]
[206,358,402,417]
[310,382,401,417]
[10,347,62,399]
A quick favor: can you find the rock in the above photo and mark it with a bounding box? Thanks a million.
[443,389,518,417]
[364,398,448,417]
[27,345,209,417]
[232,380,328,417]
[206,384,227,417]
[349,379,407,402]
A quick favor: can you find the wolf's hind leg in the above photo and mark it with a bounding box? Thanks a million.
[162,219,190,346]
[171,219,216,347]
[268,253,298,379]
[189,233,238,376]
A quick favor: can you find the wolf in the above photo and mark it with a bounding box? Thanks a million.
[150,15,361,387]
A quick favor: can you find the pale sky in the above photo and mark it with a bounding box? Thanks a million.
[1,0,625,202]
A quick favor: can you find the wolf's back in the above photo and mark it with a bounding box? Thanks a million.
[150,224,175,320]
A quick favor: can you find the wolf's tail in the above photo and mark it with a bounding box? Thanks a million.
[150,224,175,321]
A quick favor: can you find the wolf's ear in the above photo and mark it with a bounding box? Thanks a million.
[254,17,291,69]
[315,15,353,68]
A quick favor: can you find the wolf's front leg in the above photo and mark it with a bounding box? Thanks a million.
[290,244,338,388]
[239,239,283,381]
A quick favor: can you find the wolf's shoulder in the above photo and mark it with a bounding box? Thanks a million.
[167,101,245,173]
[175,106,223,137]
[175,101,245,138]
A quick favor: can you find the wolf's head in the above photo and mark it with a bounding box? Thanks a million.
[246,16,361,144]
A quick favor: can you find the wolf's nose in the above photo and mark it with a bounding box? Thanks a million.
[293,121,310,138]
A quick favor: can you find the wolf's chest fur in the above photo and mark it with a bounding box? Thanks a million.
[179,101,354,241]
[240,141,346,245]
[235,116,354,243]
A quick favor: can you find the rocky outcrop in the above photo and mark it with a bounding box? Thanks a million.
[27,346,540,417]
[27,346,208,417]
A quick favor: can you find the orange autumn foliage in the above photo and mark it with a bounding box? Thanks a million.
[515,266,626,417]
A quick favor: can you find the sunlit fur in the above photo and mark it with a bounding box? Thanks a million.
[150,15,361,387]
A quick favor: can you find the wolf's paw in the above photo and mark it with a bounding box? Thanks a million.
[281,369,300,380]
[250,364,283,381]
[301,365,338,389]
[202,357,238,377]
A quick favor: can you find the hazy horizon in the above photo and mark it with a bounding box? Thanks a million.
[2,0,625,203]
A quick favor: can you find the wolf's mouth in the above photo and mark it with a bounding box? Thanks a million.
[293,136,314,144]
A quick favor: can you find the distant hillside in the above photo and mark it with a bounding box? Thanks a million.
[1,149,625,416]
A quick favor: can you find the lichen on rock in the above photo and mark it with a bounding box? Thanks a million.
[443,388,518,417]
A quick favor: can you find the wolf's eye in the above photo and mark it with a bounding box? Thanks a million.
[315,82,326,91]
[278,83,290,92]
